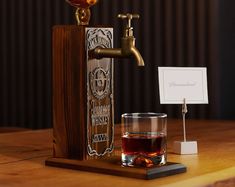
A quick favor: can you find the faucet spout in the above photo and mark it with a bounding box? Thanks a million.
[90,46,145,66]
[130,47,144,66]
[90,36,145,66]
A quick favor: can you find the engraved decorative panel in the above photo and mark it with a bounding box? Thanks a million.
[86,28,114,156]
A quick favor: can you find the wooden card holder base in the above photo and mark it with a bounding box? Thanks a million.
[45,156,186,180]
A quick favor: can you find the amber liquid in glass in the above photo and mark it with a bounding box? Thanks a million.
[121,133,167,167]
[66,0,97,7]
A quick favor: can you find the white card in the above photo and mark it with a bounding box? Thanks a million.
[158,67,208,104]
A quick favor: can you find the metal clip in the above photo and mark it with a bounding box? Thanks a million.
[182,98,187,142]
[182,98,188,114]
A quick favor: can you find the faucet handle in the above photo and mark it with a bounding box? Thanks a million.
[118,13,139,29]
[118,13,140,37]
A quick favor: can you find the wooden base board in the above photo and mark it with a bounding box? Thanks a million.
[45,156,186,180]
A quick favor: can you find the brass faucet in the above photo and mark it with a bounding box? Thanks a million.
[90,13,145,66]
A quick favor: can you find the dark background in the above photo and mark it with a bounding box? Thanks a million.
[0,0,234,129]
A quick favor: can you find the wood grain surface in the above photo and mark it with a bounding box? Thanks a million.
[1,119,235,187]
[53,25,87,160]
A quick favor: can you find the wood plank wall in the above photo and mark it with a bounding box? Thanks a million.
[0,0,219,128]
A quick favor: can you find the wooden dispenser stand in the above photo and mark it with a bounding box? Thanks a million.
[45,16,186,180]
[46,24,115,162]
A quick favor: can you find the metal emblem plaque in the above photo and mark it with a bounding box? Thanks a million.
[86,28,114,157]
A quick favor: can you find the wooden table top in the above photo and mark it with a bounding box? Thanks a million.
[1,119,235,187]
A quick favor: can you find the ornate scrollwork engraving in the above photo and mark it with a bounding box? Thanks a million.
[86,27,114,157]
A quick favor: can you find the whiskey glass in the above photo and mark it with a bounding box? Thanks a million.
[121,113,167,167]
